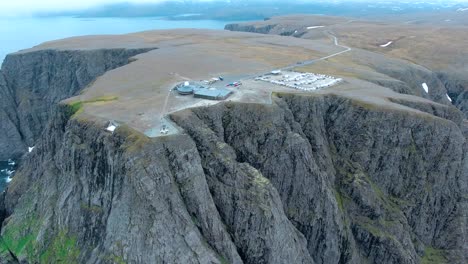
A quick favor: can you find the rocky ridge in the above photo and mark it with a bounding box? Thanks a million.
[0,30,466,264]
[0,48,154,160]
[0,91,466,263]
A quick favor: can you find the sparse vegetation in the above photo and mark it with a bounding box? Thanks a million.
[0,216,40,260]
[40,230,80,264]
[80,203,104,214]
[421,247,448,264]
[119,125,152,152]
[66,95,119,117]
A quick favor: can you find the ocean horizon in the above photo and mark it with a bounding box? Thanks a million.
[0,16,249,64]
[0,15,250,191]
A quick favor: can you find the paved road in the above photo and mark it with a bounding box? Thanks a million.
[281,32,352,71]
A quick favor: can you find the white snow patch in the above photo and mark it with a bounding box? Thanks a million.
[380,41,393,47]
[7,159,15,166]
[446,94,452,102]
[422,83,429,93]
[307,26,325,29]
[28,146,35,153]
[106,125,117,133]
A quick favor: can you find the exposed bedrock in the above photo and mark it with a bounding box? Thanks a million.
[0,48,154,160]
[2,92,466,263]
[171,95,467,264]
[437,71,468,117]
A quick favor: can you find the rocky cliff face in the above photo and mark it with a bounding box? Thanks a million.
[1,92,466,263]
[0,34,466,264]
[171,95,467,264]
[0,48,153,160]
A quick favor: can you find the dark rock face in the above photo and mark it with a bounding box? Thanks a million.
[437,72,468,116]
[0,71,24,160]
[1,92,466,263]
[0,41,466,264]
[225,24,278,34]
[171,96,467,264]
[0,48,153,160]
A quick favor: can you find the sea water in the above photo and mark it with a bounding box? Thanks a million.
[0,16,245,64]
[0,160,16,192]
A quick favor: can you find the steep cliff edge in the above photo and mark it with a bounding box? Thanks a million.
[171,95,467,264]
[1,92,466,263]
[225,19,468,118]
[0,48,154,160]
[0,29,466,264]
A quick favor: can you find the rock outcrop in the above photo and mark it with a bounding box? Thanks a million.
[1,92,466,263]
[0,31,466,264]
[0,48,153,160]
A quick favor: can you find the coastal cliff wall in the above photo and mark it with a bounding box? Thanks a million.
[0,48,153,160]
[1,93,466,263]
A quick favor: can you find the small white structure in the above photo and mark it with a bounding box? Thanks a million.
[184,81,190,86]
[106,121,119,133]
[160,125,169,135]
[28,146,35,153]
[422,83,429,93]
[106,125,117,133]
[271,70,282,75]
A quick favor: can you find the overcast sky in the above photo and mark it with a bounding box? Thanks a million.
[0,0,175,16]
[1,0,467,17]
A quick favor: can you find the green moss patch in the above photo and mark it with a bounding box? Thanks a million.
[40,230,80,264]
[68,101,84,116]
[355,216,397,241]
[0,217,40,260]
[119,125,152,153]
[66,95,119,117]
[0,216,80,263]
[421,247,448,264]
